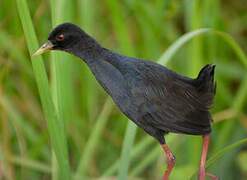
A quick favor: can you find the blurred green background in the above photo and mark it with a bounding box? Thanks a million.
[1,0,247,180]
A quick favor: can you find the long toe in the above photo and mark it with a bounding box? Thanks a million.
[162,160,175,180]
[206,173,219,180]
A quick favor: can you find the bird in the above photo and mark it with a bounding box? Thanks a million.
[33,23,218,180]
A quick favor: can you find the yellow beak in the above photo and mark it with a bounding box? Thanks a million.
[32,40,53,57]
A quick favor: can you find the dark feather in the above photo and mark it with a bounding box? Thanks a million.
[123,61,216,143]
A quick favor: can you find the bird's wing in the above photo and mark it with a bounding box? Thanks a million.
[129,62,212,135]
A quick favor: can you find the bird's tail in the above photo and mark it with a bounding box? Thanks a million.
[196,64,216,92]
[195,64,216,108]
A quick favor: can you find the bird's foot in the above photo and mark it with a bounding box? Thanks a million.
[198,171,219,180]
[162,159,175,180]
[205,173,219,180]
[198,135,219,180]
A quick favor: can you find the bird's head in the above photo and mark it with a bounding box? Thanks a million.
[33,23,93,57]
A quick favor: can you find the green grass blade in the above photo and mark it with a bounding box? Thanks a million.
[158,29,211,65]
[0,30,31,74]
[78,0,99,122]
[130,145,160,177]
[105,0,135,56]
[117,121,137,180]
[130,134,182,177]
[215,31,247,67]
[50,0,76,122]
[75,99,113,178]
[15,0,71,179]
[206,138,247,168]
[215,77,247,150]
[49,0,77,179]
[158,28,247,67]
[102,136,154,176]
[0,95,39,144]
[10,156,51,174]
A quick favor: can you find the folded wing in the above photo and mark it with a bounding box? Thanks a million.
[130,63,216,135]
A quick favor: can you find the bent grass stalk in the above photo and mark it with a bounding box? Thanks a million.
[75,99,113,178]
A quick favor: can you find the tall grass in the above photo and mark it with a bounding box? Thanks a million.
[1,0,247,180]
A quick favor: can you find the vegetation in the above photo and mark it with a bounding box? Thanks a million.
[0,0,247,180]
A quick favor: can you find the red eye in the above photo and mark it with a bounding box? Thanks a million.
[56,34,64,41]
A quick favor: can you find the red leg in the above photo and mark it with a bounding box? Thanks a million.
[162,144,175,180]
[198,135,218,180]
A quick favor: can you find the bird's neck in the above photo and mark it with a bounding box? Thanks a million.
[72,42,128,102]
[71,37,103,64]
[73,44,125,74]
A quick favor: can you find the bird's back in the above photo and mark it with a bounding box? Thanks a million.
[117,58,216,140]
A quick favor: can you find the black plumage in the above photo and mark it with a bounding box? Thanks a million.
[33,23,218,180]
